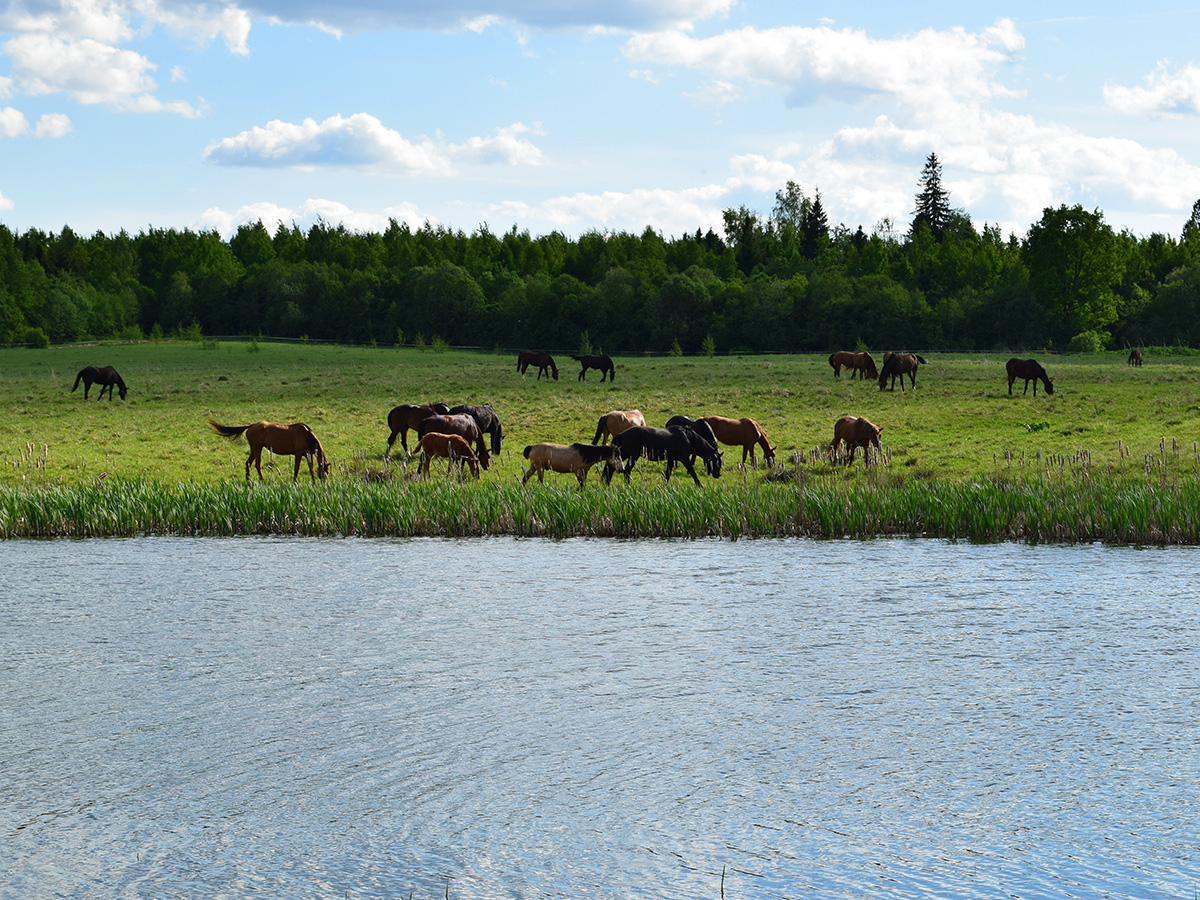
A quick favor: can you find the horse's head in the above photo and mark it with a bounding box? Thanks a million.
[704,448,723,478]
[764,446,777,467]
[118,384,128,400]
[478,446,491,470]
[1045,380,1054,395]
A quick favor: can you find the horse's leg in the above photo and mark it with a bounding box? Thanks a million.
[1008,377,1014,395]
[293,453,303,482]
[683,459,702,486]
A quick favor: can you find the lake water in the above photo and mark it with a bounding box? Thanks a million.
[2,537,1198,900]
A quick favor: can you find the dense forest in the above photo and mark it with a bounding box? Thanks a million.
[5,155,1200,354]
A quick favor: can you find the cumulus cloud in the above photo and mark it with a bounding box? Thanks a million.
[0,187,12,210]
[204,113,545,174]
[513,183,731,235]
[195,197,428,236]
[1105,61,1200,116]
[0,105,73,137]
[35,111,73,135]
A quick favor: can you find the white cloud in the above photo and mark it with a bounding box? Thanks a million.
[195,197,429,236]
[684,79,741,107]
[0,105,28,136]
[0,187,12,210]
[517,183,731,235]
[205,113,545,173]
[0,105,73,137]
[1105,61,1200,116]
[35,111,72,136]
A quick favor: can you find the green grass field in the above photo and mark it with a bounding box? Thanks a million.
[2,340,1199,541]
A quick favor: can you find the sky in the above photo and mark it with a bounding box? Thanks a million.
[3,1,1200,242]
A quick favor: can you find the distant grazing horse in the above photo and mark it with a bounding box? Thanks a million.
[829,351,857,378]
[593,409,646,444]
[852,352,879,379]
[699,415,777,468]
[1006,358,1054,397]
[830,351,878,380]
[828,416,882,466]
[878,353,928,391]
[449,403,503,455]
[571,354,615,382]
[385,402,451,454]
[522,442,622,487]
[517,350,558,380]
[419,432,480,479]
[209,419,330,482]
[1128,348,1143,367]
[665,415,721,476]
[609,425,723,487]
[72,365,127,400]
[417,414,490,468]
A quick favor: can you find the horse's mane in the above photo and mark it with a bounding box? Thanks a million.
[570,442,616,464]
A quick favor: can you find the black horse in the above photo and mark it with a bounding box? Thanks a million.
[608,424,723,486]
[1006,358,1054,396]
[665,415,721,476]
[72,365,127,400]
[517,350,558,380]
[448,403,504,455]
[571,354,615,382]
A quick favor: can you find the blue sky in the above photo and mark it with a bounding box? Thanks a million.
[3,1,1200,241]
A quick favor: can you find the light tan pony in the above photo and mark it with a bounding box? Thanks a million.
[592,409,646,445]
[523,443,622,487]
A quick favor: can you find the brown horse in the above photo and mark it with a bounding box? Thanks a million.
[72,365,127,400]
[209,419,330,482]
[593,409,646,444]
[1006,358,1054,396]
[517,350,558,380]
[417,414,490,468]
[852,351,879,379]
[698,415,776,468]
[829,351,858,378]
[878,352,928,391]
[385,403,451,454]
[1128,348,1143,366]
[522,442,622,487]
[571,354,615,382]
[419,432,480,479]
[828,416,882,465]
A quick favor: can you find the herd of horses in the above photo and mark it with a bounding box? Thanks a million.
[71,344,1115,484]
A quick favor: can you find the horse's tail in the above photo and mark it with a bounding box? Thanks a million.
[915,355,929,364]
[208,419,250,441]
[593,415,607,445]
[71,371,82,392]
[523,445,533,459]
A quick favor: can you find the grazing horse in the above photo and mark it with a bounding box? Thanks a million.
[209,419,330,482]
[385,402,451,454]
[517,350,558,381]
[699,415,776,468]
[522,442,622,487]
[72,365,127,400]
[419,432,480,479]
[448,403,503,455]
[828,351,858,378]
[664,415,721,476]
[1006,358,1054,397]
[417,414,491,468]
[593,409,646,445]
[878,353,928,391]
[853,351,879,380]
[571,354,615,382]
[1128,348,1143,367]
[609,425,723,487]
[828,416,882,466]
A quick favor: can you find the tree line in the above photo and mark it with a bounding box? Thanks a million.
[5,154,1200,354]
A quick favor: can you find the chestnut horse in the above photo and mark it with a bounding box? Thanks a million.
[593,409,646,444]
[698,415,776,468]
[1128,348,1143,367]
[517,350,558,380]
[1006,358,1054,396]
[385,402,450,454]
[419,432,480,479]
[522,442,622,487]
[209,419,330,482]
[571,354,615,382]
[417,414,490,468]
[829,351,877,380]
[878,353,928,391]
[72,365,127,400]
[828,416,882,465]
[828,351,857,378]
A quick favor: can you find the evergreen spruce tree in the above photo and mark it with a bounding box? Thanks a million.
[912,152,952,240]
[801,189,829,258]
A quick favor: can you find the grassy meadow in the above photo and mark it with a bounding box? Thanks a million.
[3,340,1200,541]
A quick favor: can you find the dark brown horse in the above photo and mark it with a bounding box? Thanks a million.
[878,353,928,391]
[72,365,127,400]
[517,350,558,380]
[830,351,878,380]
[1128,348,1143,366]
[385,403,451,454]
[571,354,615,382]
[419,432,481,479]
[448,403,503,454]
[209,419,330,482]
[829,351,857,378]
[828,416,882,465]
[698,415,776,468]
[1006,358,1054,396]
[522,442,622,487]
[417,414,490,468]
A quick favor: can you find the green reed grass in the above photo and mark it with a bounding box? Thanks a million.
[4,468,1200,543]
